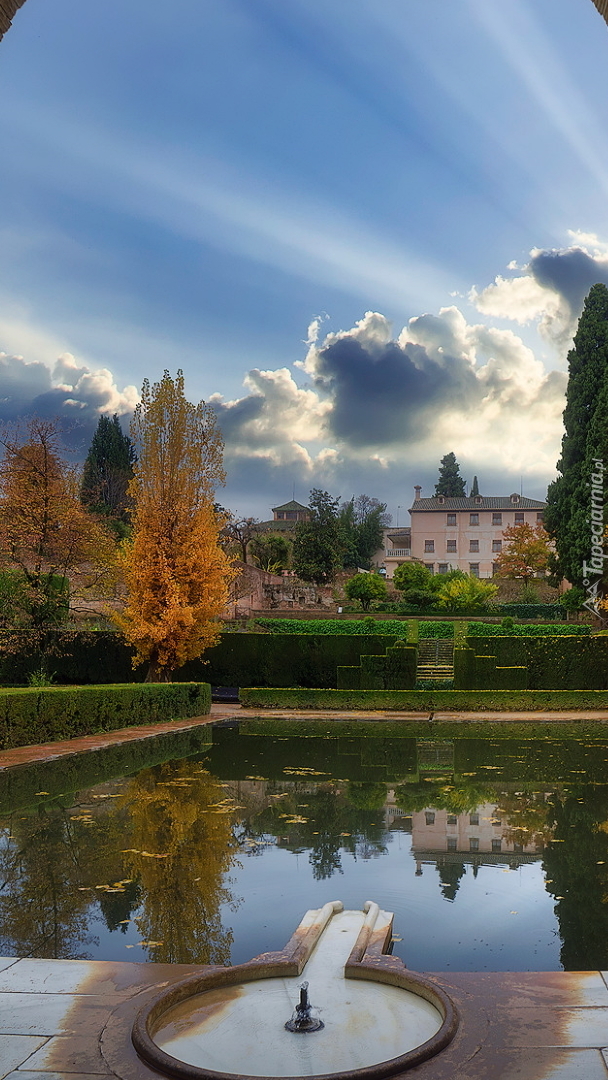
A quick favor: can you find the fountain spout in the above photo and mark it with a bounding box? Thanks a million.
[285,981,324,1033]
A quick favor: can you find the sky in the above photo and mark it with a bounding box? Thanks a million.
[1,0,608,521]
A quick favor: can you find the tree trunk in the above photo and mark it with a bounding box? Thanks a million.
[145,657,172,682]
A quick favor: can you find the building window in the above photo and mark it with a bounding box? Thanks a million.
[469,813,479,825]
[492,513,502,525]
[286,511,297,519]
[469,539,479,552]
[470,513,479,525]
[447,815,457,825]
[515,512,524,524]
[514,843,524,854]
[447,513,456,525]
[492,562,500,576]
[469,838,479,852]
[491,839,502,853]
[276,512,285,519]
[447,838,457,852]
[492,540,502,553]
[492,817,501,826]
[446,540,457,553]
[470,563,480,577]
[424,564,435,573]
[438,563,448,574]
[424,540,435,552]
[537,512,544,522]
[425,812,435,825]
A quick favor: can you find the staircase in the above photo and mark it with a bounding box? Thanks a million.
[416,639,454,681]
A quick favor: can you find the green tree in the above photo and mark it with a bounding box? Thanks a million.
[80,415,135,524]
[344,571,387,611]
[339,495,390,570]
[470,475,479,497]
[392,562,436,610]
[434,452,466,497]
[249,533,292,572]
[544,284,608,588]
[292,489,343,584]
[436,575,497,611]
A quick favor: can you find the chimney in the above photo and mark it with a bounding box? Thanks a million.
[414,485,422,501]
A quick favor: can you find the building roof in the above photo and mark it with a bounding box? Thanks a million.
[256,519,299,533]
[410,494,546,512]
[271,500,310,513]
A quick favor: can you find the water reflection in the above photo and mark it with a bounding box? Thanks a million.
[1,722,608,972]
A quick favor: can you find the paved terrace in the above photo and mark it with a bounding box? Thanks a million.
[2,707,608,1078]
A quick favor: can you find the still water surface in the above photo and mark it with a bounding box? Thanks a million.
[1,719,607,973]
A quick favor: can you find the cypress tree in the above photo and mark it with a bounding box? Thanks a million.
[434,452,466,497]
[81,414,135,521]
[470,475,480,497]
[544,284,608,588]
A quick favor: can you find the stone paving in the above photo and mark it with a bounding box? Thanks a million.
[0,956,608,1078]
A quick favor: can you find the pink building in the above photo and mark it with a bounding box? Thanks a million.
[382,487,546,580]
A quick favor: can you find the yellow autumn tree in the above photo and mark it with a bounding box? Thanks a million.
[0,418,117,626]
[114,370,236,680]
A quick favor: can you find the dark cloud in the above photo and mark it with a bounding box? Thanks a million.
[0,353,137,454]
[313,334,476,445]
[530,247,608,317]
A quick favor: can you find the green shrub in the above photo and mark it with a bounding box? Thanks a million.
[239,687,608,711]
[466,623,590,636]
[436,576,498,611]
[0,683,211,750]
[496,603,566,620]
[255,618,455,638]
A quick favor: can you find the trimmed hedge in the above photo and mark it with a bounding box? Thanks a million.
[256,618,455,638]
[337,642,417,691]
[0,683,211,750]
[462,635,608,690]
[239,687,608,711]
[467,623,590,636]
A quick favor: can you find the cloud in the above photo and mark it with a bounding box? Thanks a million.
[213,303,566,509]
[471,237,608,347]
[0,350,138,448]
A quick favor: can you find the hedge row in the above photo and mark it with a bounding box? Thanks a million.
[467,623,590,637]
[0,683,211,750]
[239,687,608,711]
[256,619,456,638]
[0,631,401,690]
[462,635,608,690]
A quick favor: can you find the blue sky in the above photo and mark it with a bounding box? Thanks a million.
[1,0,608,519]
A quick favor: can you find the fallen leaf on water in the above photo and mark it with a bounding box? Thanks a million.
[118,920,130,925]
[140,851,169,858]
[121,849,141,854]
[139,941,164,948]
[34,791,49,796]
[340,833,351,837]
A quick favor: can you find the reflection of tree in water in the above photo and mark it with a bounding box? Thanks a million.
[436,859,466,902]
[393,779,497,816]
[0,803,127,959]
[121,761,238,964]
[543,786,608,970]
[253,784,388,882]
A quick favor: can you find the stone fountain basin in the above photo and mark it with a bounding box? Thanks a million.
[132,901,458,1080]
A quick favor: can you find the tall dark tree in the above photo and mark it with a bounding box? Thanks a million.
[544,284,608,588]
[434,453,466,497]
[292,489,343,584]
[470,475,479,497]
[80,415,135,522]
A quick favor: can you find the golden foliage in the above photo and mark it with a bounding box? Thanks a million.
[0,418,117,623]
[113,371,237,678]
[120,762,237,964]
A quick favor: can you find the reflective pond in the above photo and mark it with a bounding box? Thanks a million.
[1,718,608,973]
